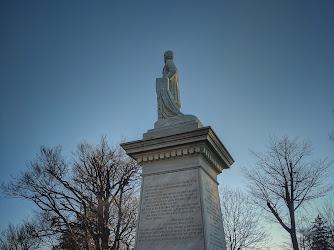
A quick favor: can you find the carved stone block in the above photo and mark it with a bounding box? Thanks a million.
[121,127,234,250]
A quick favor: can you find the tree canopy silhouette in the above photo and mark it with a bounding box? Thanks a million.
[244,136,332,250]
[2,136,140,250]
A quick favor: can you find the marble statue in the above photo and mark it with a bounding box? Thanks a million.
[156,51,183,120]
[163,50,181,109]
[146,51,204,139]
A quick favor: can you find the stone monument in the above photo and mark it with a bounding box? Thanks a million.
[121,51,234,250]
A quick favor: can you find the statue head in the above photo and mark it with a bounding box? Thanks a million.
[164,50,174,62]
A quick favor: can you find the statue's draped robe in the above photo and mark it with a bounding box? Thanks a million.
[156,78,182,120]
[163,59,181,109]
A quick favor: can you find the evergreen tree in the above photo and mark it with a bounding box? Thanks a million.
[311,215,333,250]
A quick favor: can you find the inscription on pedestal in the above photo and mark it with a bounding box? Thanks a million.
[202,171,226,250]
[137,169,204,249]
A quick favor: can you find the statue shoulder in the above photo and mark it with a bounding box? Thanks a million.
[166,59,177,69]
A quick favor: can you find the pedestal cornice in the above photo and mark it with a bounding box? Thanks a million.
[121,126,234,173]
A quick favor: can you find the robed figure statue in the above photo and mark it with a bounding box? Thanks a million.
[156,50,183,120]
[162,50,181,109]
[150,50,203,135]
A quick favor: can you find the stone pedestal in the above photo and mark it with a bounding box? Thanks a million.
[121,125,234,250]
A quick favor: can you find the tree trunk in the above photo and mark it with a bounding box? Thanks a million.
[290,231,299,250]
[111,188,124,250]
[101,227,110,250]
[93,235,101,250]
[290,215,299,250]
[289,162,299,250]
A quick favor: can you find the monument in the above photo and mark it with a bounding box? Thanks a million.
[121,51,234,250]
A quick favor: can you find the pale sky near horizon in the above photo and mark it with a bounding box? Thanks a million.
[1,1,333,248]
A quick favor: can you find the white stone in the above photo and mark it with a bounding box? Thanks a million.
[143,114,203,140]
[120,51,234,249]
[121,127,234,250]
[137,168,204,250]
[156,77,183,120]
[162,50,181,109]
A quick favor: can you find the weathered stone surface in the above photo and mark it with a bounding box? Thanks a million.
[154,114,202,129]
[134,161,228,250]
[136,168,205,250]
[162,50,181,109]
[123,127,234,173]
[120,51,234,249]
[143,114,202,140]
[121,127,234,250]
[156,77,183,120]
[201,171,227,249]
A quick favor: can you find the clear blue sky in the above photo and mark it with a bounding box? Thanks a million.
[1,0,333,248]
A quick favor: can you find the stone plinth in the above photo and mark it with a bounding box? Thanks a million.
[121,126,234,250]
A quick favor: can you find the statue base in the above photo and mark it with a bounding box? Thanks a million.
[143,115,203,140]
[121,127,234,250]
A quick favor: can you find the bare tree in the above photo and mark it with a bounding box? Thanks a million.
[0,221,42,250]
[109,189,138,250]
[220,185,270,250]
[244,136,332,250]
[1,136,140,250]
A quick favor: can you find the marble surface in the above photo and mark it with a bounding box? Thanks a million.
[162,50,181,109]
[136,168,205,250]
[156,77,183,120]
[120,51,233,249]
[121,127,233,249]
